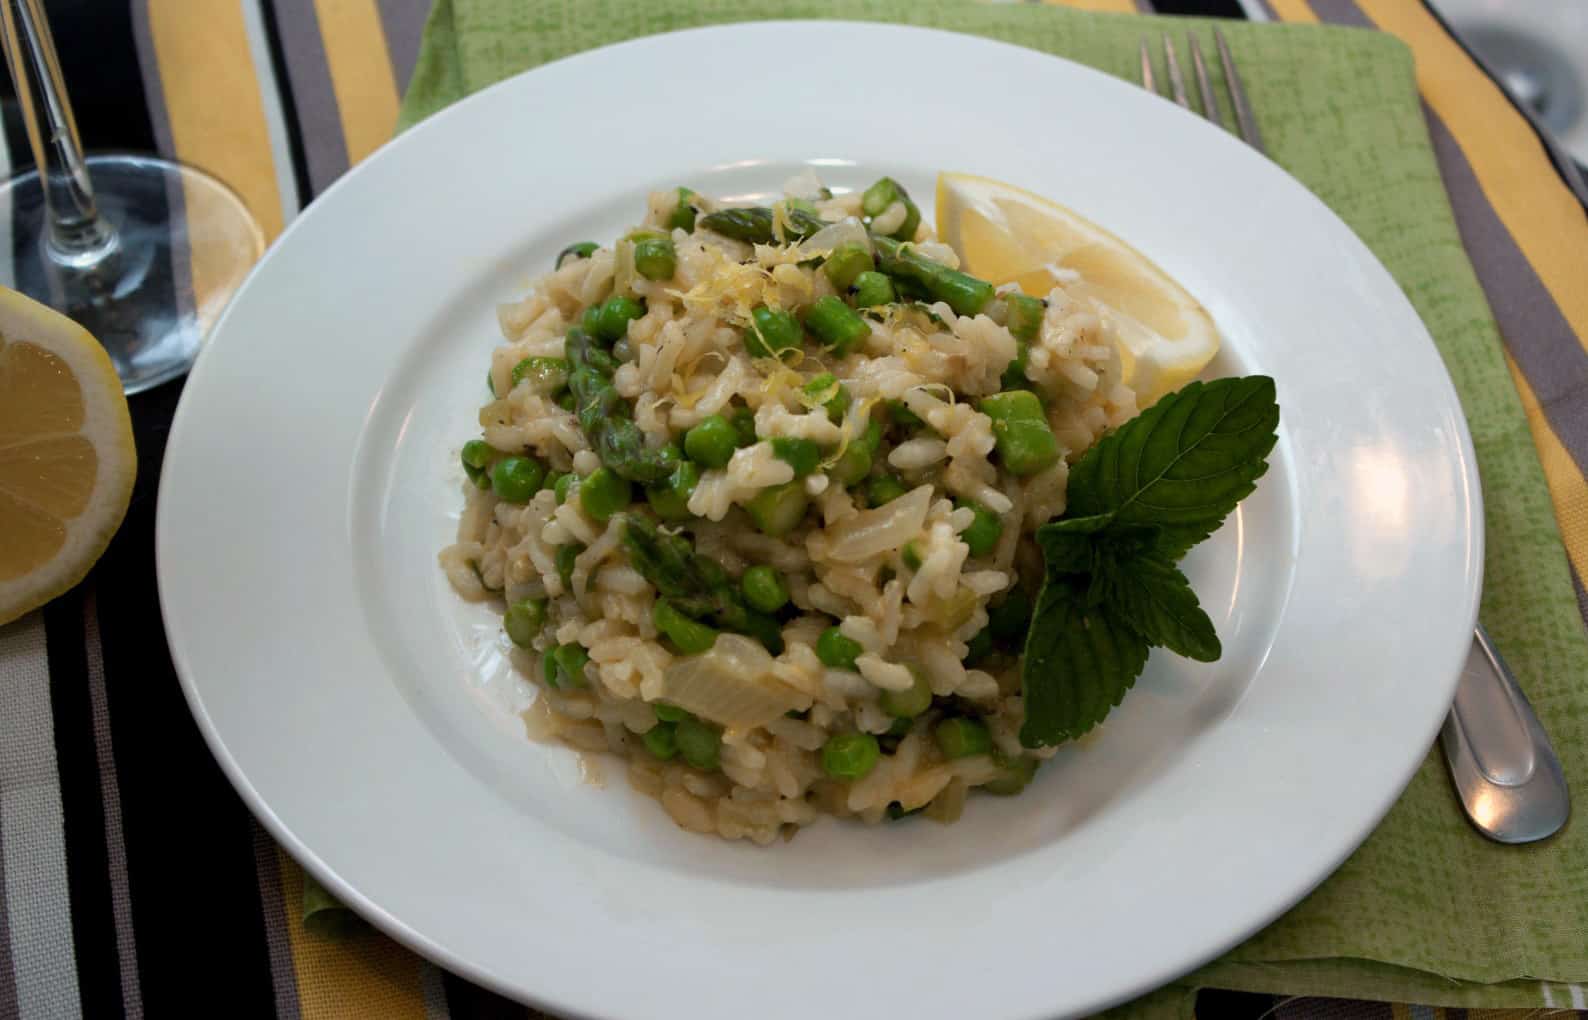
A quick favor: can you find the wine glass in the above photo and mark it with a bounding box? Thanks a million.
[0,0,263,394]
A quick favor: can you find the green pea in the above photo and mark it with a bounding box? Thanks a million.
[579,466,632,523]
[653,702,691,723]
[556,390,577,412]
[887,716,914,736]
[850,271,895,309]
[633,237,676,280]
[741,565,789,613]
[822,243,874,291]
[980,390,1060,476]
[816,626,863,670]
[684,414,737,469]
[545,643,590,689]
[934,717,992,759]
[652,598,719,655]
[745,306,802,358]
[959,502,1002,558]
[802,372,850,423]
[820,731,881,780]
[901,540,923,571]
[646,461,700,522]
[503,598,547,648]
[553,472,576,505]
[1005,293,1046,341]
[666,187,697,233]
[641,723,678,760]
[491,456,545,503]
[829,420,881,487]
[988,588,1032,645]
[511,356,571,392]
[771,437,822,477]
[461,439,493,469]
[675,717,721,770]
[556,241,598,268]
[866,473,909,508]
[556,543,583,587]
[462,439,494,489]
[730,406,758,447]
[581,304,602,336]
[591,296,643,343]
[744,481,809,537]
[881,666,933,718]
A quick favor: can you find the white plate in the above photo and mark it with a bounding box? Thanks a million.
[156,22,1481,1020]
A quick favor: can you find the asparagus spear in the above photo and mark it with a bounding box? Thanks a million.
[698,205,828,245]
[622,514,784,653]
[565,326,676,483]
[871,236,995,317]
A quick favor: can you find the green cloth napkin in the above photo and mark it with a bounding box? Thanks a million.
[399,3,1588,1016]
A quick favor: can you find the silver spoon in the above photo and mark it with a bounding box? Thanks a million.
[1440,625,1569,843]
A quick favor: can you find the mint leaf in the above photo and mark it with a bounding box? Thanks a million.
[1066,376,1279,561]
[1019,578,1150,747]
[1104,549,1220,662]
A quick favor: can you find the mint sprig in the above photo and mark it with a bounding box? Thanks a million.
[1019,376,1279,748]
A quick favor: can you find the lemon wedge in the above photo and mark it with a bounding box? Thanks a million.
[935,171,1219,405]
[0,288,136,625]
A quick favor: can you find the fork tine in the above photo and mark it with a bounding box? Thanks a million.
[1162,35,1190,109]
[1214,27,1265,153]
[1139,36,1157,94]
[1187,35,1222,129]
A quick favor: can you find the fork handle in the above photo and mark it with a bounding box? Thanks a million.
[1439,624,1568,843]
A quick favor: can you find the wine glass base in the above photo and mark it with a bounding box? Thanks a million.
[2,154,265,395]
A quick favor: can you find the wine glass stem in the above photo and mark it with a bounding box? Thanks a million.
[0,0,115,266]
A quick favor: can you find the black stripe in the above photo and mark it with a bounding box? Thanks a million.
[256,0,313,209]
[42,585,125,1019]
[1151,0,1248,17]
[442,967,533,1019]
[91,379,280,1012]
[45,0,157,154]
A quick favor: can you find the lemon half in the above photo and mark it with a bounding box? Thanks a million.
[0,289,136,625]
[936,172,1219,406]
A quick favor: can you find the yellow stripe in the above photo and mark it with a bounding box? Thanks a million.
[276,851,428,1020]
[1359,0,1588,361]
[1041,0,1140,12]
[1507,360,1588,585]
[145,0,285,240]
[1265,0,1319,23]
[311,0,401,167]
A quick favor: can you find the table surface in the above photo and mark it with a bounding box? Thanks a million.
[1,1,1584,1019]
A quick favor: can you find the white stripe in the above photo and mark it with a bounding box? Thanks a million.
[82,593,143,1018]
[1236,0,1273,20]
[1570,984,1586,1009]
[240,0,302,225]
[1543,981,1557,1007]
[0,614,82,1020]
[421,961,451,1020]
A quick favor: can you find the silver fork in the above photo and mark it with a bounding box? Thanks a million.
[1141,31,1569,844]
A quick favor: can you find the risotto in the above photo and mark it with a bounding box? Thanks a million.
[441,173,1147,844]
